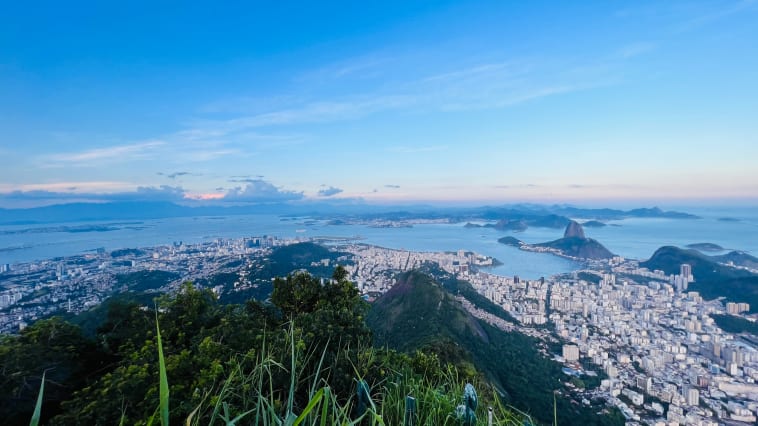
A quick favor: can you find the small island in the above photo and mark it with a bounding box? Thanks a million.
[497,221,614,260]
[497,236,524,247]
[718,217,740,222]
[582,220,606,228]
[686,243,725,252]
[492,219,528,231]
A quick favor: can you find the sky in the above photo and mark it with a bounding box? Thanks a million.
[1,0,757,208]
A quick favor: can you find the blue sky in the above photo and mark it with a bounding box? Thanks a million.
[1,0,757,207]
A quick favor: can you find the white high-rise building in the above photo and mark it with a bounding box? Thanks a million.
[686,388,699,406]
[562,344,580,362]
[680,264,693,282]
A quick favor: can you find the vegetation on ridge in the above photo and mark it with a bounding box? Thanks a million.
[368,271,624,425]
[0,266,534,425]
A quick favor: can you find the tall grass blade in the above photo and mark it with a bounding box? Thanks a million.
[147,405,159,426]
[319,386,330,426]
[553,393,557,426]
[292,387,324,425]
[29,371,45,426]
[286,323,296,421]
[156,310,170,426]
[309,339,329,398]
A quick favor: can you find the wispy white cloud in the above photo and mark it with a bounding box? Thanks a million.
[0,181,135,193]
[616,42,657,59]
[168,42,649,142]
[175,148,241,162]
[215,95,414,130]
[422,62,523,83]
[296,53,393,82]
[48,140,165,164]
[678,0,757,31]
[387,145,448,154]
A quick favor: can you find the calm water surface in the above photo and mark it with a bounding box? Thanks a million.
[1,206,755,279]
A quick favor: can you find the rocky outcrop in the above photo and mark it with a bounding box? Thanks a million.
[563,220,586,239]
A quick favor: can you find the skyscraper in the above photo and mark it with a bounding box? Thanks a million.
[680,264,693,282]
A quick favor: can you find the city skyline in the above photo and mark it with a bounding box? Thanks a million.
[2,1,758,207]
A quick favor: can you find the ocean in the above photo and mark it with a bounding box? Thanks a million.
[1,206,756,279]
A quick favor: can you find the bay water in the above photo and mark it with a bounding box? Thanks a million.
[1,206,755,279]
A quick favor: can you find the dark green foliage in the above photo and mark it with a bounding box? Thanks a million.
[54,292,156,338]
[711,314,758,336]
[115,270,179,292]
[0,318,108,425]
[193,271,239,289]
[577,272,602,285]
[232,242,354,302]
[418,263,517,324]
[110,248,145,258]
[263,242,352,280]
[273,266,372,395]
[368,271,490,353]
[2,266,368,425]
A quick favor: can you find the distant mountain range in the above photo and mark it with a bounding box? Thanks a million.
[0,200,699,226]
[685,242,725,252]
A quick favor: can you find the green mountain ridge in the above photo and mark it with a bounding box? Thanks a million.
[641,246,758,312]
[367,271,624,425]
[711,251,758,270]
[368,271,489,352]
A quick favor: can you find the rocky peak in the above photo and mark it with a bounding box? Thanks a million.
[563,220,586,239]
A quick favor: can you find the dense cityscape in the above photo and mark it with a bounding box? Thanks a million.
[2,225,757,425]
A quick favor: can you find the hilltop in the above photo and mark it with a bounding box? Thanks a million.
[497,236,524,247]
[368,271,489,352]
[685,242,725,252]
[538,237,614,260]
[535,221,614,260]
[641,246,758,311]
[495,221,614,260]
[641,246,752,281]
[711,251,758,270]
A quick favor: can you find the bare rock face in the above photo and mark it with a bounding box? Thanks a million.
[563,220,586,239]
